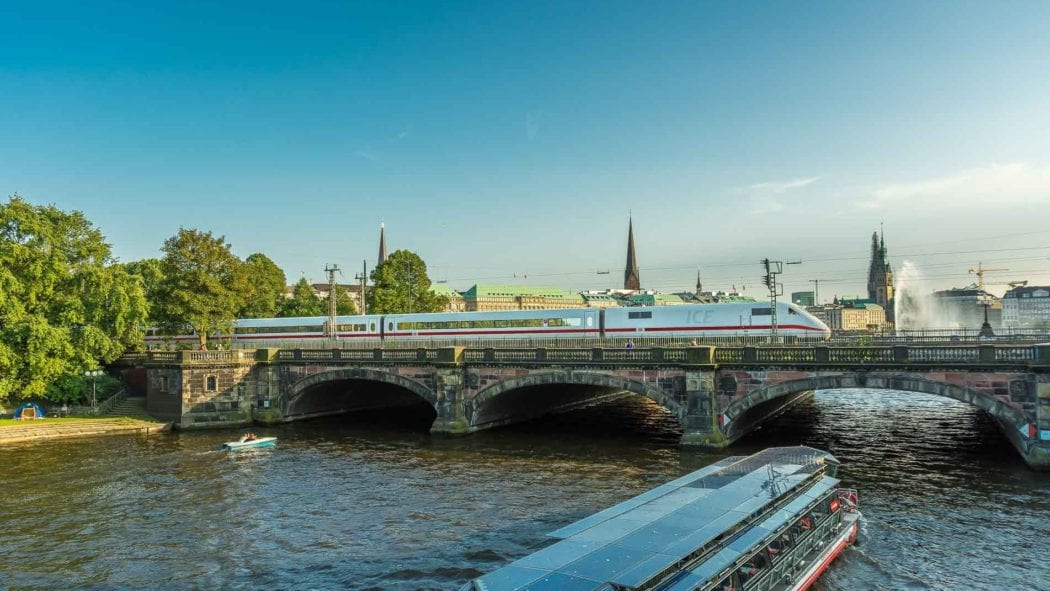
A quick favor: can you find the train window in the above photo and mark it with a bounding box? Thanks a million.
[628,311,652,319]
[586,317,593,327]
[788,307,798,315]
[370,323,376,332]
[751,308,772,316]
[388,322,394,331]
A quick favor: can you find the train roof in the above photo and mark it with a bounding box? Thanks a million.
[233,315,380,327]
[465,446,839,591]
[384,308,597,321]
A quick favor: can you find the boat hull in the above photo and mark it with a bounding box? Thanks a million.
[221,437,277,450]
[787,511,861,591]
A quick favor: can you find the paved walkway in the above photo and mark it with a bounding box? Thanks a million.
[0,417,170,444]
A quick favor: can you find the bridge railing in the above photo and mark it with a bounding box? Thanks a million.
[125,344,1045,367]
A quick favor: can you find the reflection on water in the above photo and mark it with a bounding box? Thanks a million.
[1,390,1048,591]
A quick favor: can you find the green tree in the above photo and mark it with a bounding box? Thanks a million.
[0,195,147,402]
[367,250,447,314]
[279,277,325,317]
[240,253,287,318]
[334,285,358,315]
[124,258,165,323]
[156,228,248,349]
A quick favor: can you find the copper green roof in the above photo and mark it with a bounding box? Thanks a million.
[462,284,585,302]
[429,284,463,298]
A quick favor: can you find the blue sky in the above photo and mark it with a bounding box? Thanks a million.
[4,1,1050,300]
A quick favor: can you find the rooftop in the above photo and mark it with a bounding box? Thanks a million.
[462,284,585,301]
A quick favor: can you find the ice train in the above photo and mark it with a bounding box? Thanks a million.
[144,302,830,347]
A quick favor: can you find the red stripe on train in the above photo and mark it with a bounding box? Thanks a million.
[385,328,600,337]
[605,324,826,333]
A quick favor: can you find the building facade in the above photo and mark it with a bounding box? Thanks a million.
[807,301,886,332]
[1001,285,1050,328]
[866,231,895,322]
[430,284,467,312]
[931,285,1002,329]
[461,284,586,311]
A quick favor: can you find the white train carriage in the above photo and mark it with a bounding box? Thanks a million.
[383,308,601,340]
[602,302,830,339]
[231,315,383,346]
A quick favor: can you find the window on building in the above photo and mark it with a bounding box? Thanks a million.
[159,376,169,393]
[206,375,217,391]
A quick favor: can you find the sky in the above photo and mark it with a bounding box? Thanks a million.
[3,1,1050,301]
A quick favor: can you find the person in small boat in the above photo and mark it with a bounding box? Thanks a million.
[239,433,258,443]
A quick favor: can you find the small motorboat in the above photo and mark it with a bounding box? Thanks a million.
[221,436,277,451]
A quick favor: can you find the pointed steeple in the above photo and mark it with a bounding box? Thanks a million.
[624,216,640,290]
[695,267,703,295]
[378,221,388,266]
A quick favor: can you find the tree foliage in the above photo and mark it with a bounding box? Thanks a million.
[333,285,358,315]
[240,253,287,318]
[279,278,324,317]
[0,195,147,402]
[156,228,247,348]
[367,250,447,314]
[124,258,165,324]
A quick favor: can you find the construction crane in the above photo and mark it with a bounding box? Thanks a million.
[968,262,1009,292]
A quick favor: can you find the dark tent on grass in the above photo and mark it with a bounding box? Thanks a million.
[13,402,46,420]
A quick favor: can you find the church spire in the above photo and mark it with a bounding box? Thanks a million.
[695,267,703,295]
[624,216,640,290]
[378,221,388,266]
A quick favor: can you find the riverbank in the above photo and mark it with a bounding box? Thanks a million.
[0,417,170,444]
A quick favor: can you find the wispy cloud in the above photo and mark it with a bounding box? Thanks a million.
[862,162,1050,209]
[354,148,379,162]
[738,175,820,214]
[746,176,821,193]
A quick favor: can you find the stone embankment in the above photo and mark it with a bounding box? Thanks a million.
[0,419,169,444]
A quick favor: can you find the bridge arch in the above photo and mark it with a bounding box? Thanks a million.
[470,370,686,430]
[285,368,437,419]
[720,373,1028,439]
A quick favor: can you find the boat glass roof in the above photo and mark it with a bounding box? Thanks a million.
[468,447,840,591]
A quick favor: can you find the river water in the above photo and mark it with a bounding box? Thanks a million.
[1,389,1048,591]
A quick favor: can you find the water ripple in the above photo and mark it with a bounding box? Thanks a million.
[1,390,1047,590]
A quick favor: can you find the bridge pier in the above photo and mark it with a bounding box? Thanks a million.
[680,369,725,447]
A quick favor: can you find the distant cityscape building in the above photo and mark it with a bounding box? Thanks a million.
[931,284,1001,329]
[461,284,585,311]
[866,230,895,322]
[429,284,466,312]
[807,300,886,332]
[377,222,388,266]
[580,292,621,308]
[628,292,686,306]
[1002,285,1050,328]
[624,216,640,291]
[791,291,815,307]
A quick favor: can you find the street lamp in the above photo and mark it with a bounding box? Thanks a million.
[84,370,103,408]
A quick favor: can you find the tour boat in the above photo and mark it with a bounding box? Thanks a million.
[221,436,277,451]
[460,446,860,591]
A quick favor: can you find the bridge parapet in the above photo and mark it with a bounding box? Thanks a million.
[711,345,1038,367]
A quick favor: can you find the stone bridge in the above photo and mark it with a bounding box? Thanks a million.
[124,344,1050,469]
